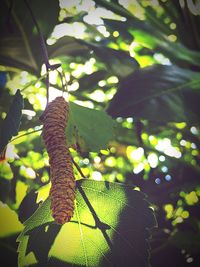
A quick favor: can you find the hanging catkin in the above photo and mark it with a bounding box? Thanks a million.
[40,97,76,224]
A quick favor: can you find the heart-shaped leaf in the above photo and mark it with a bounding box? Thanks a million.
[17,179,156,267]
[0,90,23,152]
[66,102,115,152]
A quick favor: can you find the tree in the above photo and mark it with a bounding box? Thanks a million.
[0,0,200,266]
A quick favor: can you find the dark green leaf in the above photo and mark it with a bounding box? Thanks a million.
[18,191,39,224]
[17,179,156,267]
[0,37,39,75]
[94,0,135,20]
[13,0,59,39]
[170,230,200,254]
[0,90,23,152]
[78,70,108,93]
[132,30,200,67]
[66,102,115,152]
[107,65,200,123]
[102,19,133,41]
[0,178,11,203]
[0,0,59,75]
[48,36,89,59]
[0,234,18,266]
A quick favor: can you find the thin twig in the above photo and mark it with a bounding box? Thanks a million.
[72,158,87,179]
[57,70,65,95]
[10,128,42,143]
[24,0,49,66]
[56,69,69,96]
[62,69,68,92]
[24,0,50,105]
[21,70,51,92]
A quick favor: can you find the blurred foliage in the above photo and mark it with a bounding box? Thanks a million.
[0,0,200,266]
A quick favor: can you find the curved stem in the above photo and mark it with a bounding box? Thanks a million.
[10,128,42,143]
[20,71,50,92]
[24,0,50,105]
[57,70,65,94]
[24,0,49,67]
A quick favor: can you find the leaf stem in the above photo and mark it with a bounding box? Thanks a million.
[24,0,50,105]
[20,71,51,92]
[75,202,89,266]
[78,186,113,249]
[10,127,42,143]
[57,70,65,94]
[72,158,87,179]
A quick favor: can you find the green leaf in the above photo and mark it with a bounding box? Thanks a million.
[0,179,11,204]
[0,202,24,238]
[77,70,108,93]
[0,90,23,152]
[132,29,200,67]
[17,179,156,267]
[107,65,200,123]
[66,102,115,152]
[94,0,135,20]
[18,190,39,224]
[48,36,89,59]
[0,0,59,75]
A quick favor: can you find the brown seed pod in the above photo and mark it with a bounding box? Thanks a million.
[40,97,76,224]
